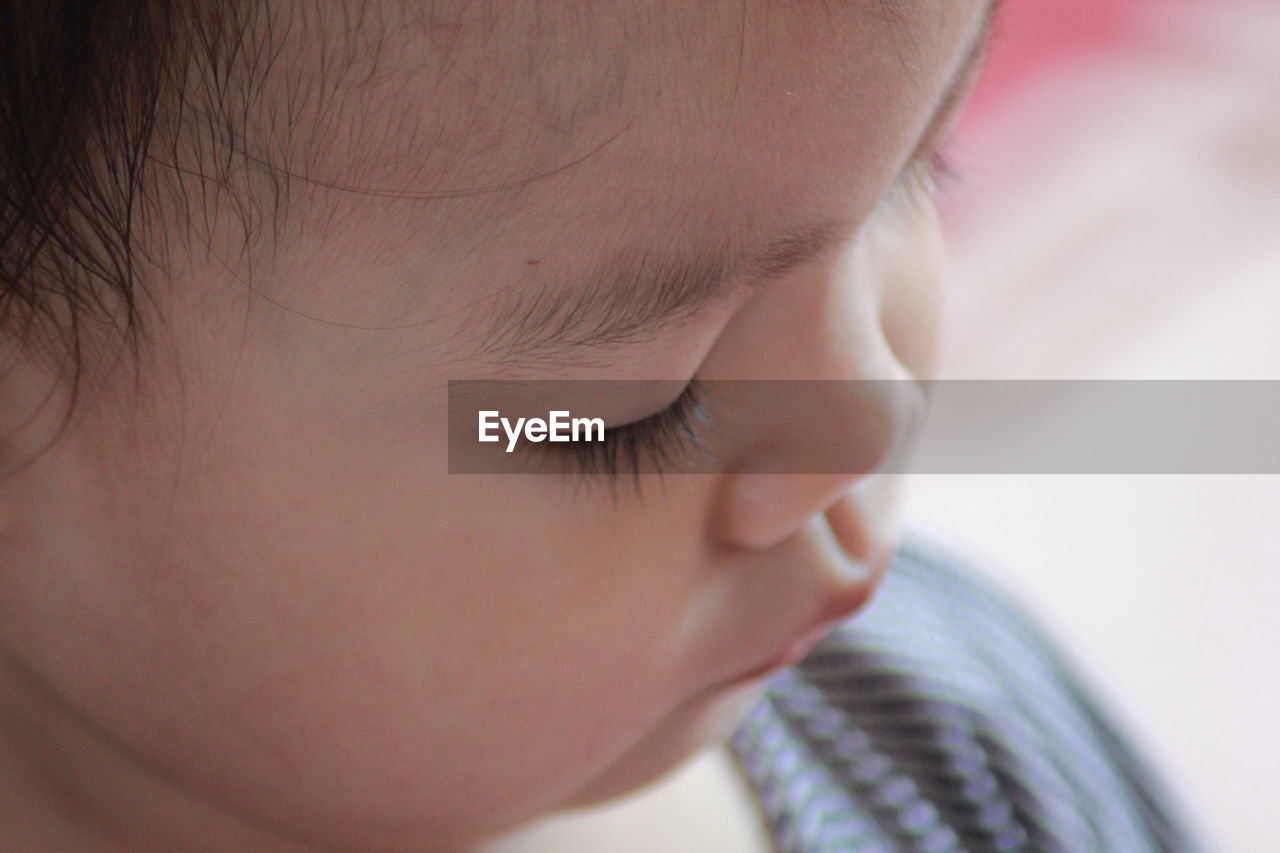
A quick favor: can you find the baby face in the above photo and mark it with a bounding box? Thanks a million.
[0,0,996,850]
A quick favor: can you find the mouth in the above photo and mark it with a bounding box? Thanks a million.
[727,618,844,684]
[710,493,897,688]
[723,535,893,685]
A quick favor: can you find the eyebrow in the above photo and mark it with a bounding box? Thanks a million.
[470,0,1002,364]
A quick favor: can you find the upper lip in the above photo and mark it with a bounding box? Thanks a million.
[709,491,895,686]
[734,618,844,681]
[726,548,889,682]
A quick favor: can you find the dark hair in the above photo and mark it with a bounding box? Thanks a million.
[1,0,224,473]
[2,0,519,418]
[3,1,176,379]
[0,0,314,465]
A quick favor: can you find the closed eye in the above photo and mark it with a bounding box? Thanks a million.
[527,379,716,484]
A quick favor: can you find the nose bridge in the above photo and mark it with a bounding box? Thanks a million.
[718,374,922,550]
[696,216,936,548]
[704,239,929,551]
[755,374,919,475]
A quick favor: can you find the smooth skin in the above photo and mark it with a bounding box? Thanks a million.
[0,1,986,850]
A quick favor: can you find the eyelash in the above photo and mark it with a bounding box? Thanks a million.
[532,380,715,483]
[896,143,963,203]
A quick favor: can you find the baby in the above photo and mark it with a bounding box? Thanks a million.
[0,1,1198,851]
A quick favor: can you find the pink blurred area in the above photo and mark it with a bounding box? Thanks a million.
[939,0,1280,379]
[906,2,1280,852]
[962,0,1159,126]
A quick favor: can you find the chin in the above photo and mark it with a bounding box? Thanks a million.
[556,672,769,811]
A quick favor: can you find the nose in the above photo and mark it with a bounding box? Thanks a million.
[700,209,938,553]
[714,368,924,550]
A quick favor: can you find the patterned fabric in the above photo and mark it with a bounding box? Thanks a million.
[726,533,1203,853]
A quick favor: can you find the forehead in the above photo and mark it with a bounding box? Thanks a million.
[411,0,976,228]
[257,0,981,359]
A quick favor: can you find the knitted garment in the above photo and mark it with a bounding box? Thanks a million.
[726,534,1203,853]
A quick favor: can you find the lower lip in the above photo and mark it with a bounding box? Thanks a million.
[732,620,840,683]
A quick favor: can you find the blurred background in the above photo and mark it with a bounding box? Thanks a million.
[904,0,1280,850]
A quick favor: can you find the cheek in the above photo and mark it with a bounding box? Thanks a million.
[165,471,706,824]
[31,406,719,844]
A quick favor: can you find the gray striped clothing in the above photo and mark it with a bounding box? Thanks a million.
[727,533,1203,853]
